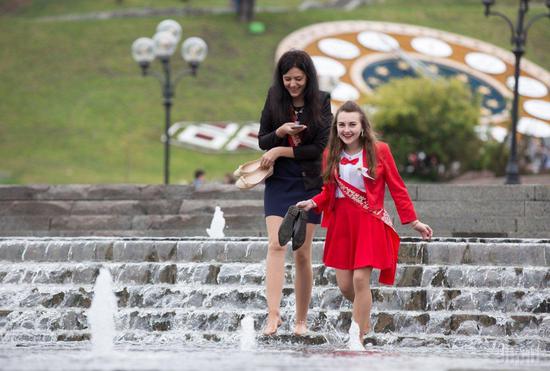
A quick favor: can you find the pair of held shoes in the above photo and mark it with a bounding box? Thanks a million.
[278,205,308,251]
[234,158,273,190]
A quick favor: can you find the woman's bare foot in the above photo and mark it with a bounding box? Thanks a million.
[294,320,307,336]
[263,315,282,336]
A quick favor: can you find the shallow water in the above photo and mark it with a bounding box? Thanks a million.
[1,343,549,371]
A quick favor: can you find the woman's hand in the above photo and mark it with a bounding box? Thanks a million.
[276,122,307,137]
[411,220,433,240]
[296,199,316,211]
[260,148,280,168]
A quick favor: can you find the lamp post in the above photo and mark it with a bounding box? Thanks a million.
[131,20,208,184]
[482,0,550,184]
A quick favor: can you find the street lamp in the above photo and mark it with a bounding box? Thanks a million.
[131,19,208,184]
[482,0,550,184]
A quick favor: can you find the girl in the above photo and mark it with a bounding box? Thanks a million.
[297,101,432,347]
[258,50,332,336]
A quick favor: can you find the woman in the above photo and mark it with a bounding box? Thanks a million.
[297,101,432,348]
[258,49,332,336]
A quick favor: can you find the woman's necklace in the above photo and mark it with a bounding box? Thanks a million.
[293,105,304,116]
[292,105,304,124]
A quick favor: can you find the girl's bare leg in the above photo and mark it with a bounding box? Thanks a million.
[264,216,285,335]
[335,269,355,302]
[352,267,373,338]
[292,223,315,335]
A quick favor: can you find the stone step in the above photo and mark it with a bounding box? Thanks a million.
[0,229,271,238]
[0,214,267,233]
[1,238,548,266]
[0,185,263,201]
[1,308,547,340]
[1,328,548,351]
[1,262,546,289]
[1,284,547,313]
[0,199,264,216]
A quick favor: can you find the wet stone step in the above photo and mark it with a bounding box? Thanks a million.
[1,285,548,314]
[1,238,549,266]
[360,333,550,351]
[1,308,548,339]
[0,329,326,347]
[2,329,548,352]
[1,262,547,289]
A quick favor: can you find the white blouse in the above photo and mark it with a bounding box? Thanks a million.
[336,150,366,198]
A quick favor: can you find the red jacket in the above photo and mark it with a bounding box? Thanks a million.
[312,141,417,228]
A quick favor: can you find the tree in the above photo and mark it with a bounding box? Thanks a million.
[369,77,481,180]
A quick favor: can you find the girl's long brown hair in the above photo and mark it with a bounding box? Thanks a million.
[323,101,378,183]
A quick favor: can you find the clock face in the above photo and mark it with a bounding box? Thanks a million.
[360,57,507,117]
[276,21,550,139]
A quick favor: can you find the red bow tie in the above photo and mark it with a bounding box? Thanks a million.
[340,157,359,165]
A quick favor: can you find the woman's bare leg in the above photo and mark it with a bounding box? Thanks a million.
[292,223,315,335]
[352,267,373,338]
[263,216,285,335]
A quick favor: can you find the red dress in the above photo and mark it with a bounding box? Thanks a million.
[312,142,417,285]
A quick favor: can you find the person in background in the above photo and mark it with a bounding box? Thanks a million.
[297,100,432,348]
[257,49,332,336]
[193,169,205,190]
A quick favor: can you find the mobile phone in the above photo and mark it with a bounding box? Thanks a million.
[291,124,305,129]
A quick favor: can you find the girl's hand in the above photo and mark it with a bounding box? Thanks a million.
[276,122,306,137]
[260,148,280,168]
[412,220,433,240]
[296,199,316,211]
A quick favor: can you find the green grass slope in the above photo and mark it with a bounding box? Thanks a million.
[0,0,549,184]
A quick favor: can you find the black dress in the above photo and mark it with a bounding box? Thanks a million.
[258,91,332,224]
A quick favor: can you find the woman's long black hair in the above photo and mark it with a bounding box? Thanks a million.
[268,49,322,130]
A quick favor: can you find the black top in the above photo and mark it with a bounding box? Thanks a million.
[258,91,333,190]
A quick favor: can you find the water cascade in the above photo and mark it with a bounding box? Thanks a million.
[239,315,256,351]
[0,237,548,352]
[348,320,364,351]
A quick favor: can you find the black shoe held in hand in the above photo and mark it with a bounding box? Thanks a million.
[292,209,308,251]
[278,206,299,246]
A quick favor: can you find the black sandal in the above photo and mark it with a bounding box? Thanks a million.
[292,209,308,251]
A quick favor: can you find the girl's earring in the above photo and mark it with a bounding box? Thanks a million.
[360,129,364,137]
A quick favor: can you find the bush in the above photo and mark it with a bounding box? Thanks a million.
[369,77,481,181]
[476,137,508,176]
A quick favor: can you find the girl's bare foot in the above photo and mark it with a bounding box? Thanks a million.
[294,320,307,336]
[359,322,371,339]
[263,315,282,336]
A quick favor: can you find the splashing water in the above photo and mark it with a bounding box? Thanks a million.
[206,206,225,238]
[239,316,256,351]
[88,268,117,355]
[348,320,365,351]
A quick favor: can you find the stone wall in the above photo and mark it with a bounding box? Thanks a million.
[0,184,548,238]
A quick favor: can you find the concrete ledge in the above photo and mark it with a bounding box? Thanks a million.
[0,184,548,238]
[417,185,536,201]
